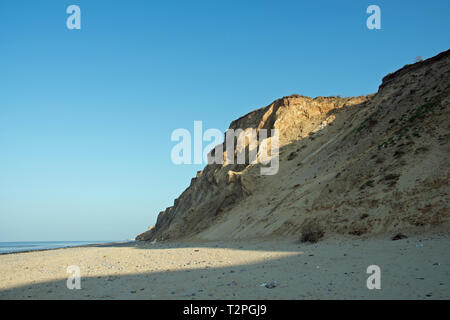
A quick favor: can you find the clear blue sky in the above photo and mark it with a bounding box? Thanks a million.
[0,0,449,241]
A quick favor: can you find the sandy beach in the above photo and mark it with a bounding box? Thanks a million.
[0,232,449,300]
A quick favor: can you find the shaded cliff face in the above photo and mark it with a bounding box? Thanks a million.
[137,49,450,241]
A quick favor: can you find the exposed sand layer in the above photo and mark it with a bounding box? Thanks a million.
[1,232,449,300]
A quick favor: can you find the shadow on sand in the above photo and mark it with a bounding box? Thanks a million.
[1,237,433,300]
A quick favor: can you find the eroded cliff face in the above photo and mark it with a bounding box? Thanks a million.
[137,49,450,242]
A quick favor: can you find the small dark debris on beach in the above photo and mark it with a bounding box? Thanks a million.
[392,233,408,241]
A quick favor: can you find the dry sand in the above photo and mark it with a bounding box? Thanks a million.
[0,232,449,300]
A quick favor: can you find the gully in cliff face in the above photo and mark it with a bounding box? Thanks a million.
[171,120,280,175]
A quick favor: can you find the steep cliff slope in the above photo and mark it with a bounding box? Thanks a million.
[137,50,450,241]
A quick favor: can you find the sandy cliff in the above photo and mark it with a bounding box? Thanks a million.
[137,49,450,241]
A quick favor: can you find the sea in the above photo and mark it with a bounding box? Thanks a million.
[0,241,129,254]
